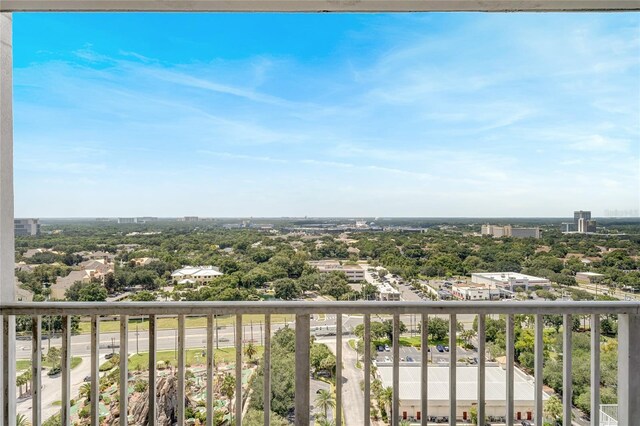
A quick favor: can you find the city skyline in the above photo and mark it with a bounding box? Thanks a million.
[12,13,640,217]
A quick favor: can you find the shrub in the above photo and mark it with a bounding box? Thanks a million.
[134,380,148,393]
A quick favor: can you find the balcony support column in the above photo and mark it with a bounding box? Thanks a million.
[618,313,640,425]
[295,314,310,426]
[0,12,15,426]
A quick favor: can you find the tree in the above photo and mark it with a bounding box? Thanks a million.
[16,414,30,426]
[544,395,563,425]
[220,374,236,419]
[129,290,156,302]
[272,278,302,300]
[314,389,336,418]
[244,342,257,362]
[427,317,449,341]
[46,347,61,369]
[79,383,91,401]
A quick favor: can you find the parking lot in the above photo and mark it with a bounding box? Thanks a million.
[375,344,477,364]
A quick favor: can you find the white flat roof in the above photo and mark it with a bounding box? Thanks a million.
[472,272,549,282]
[576,272,604,277]
[377,364,547,402]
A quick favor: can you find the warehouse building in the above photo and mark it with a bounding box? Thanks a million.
[471,272,551,291]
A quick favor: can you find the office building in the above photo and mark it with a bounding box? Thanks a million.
[481,224,541,239]
[574,210,596,233]
[307,261,365,282]
[117,217,138,224]
[14,218,40,236]
[451,283,501,300]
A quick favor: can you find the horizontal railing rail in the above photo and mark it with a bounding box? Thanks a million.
[2,300,639,315]
[1,301,638,426]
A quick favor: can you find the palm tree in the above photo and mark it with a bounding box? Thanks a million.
[244,342,257,363]
[79,383,91,401]
[399,420,411,426]
[380,387,393,418]
[220,373,235,420]
[314,389,336,419]
[22,370,32,394]
[315,414,335,426]
[16,414,30,426]
[16,375,26,396]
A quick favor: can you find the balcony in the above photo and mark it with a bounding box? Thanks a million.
[0,301,638,426]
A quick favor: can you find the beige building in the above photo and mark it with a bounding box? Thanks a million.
[307,261,365,282]
[481,224,541,239]
[376,363,547,423]
[51,270,92,299]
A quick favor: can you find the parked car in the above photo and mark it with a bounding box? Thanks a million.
[384,344,390,352]
[444,346,450,352]
[436,344,444,352]
[83,376,91,382]
[105,353,114,360]
[521,421,532,426]
[377,345,384,352]
[406,356,414,362]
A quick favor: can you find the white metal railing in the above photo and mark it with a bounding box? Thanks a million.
[600,404,618,426]
[0,301,639,426]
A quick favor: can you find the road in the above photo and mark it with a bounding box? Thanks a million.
[322,338,365,426]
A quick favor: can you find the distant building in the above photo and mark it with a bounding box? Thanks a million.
[14,218,40,236]
[117,217,138,224]
[376,363,547,422]
[182,216,199,222]
[561,222,576,232]
[171,266,223,284]
[576,272,605,284]
[471,272,551,291]
[51,270,92,299]
[451,283,501,301]
[307,260,365,283]
[574,210,596,233]
[481,224,540,239]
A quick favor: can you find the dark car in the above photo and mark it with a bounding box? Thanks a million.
[444,346,450,352]
[83,376,91,382]
[521,421,532,426]
[436,344,444,352]
[105,353,114,360]
[406,356,414,362]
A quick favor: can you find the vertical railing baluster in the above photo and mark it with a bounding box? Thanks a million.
[2,315,16,426]
[364,314,371,426]
[563,314,572,426]
[263,314,271,426]
[591,314,600,426]
[120,315,128,426]
[421,314,428,426]
[207,314,214,426]
[449,314,457,426]
[295,314,310,426]
[177,315,186,426]
[31,315,41,426]
[61,315,71,426]
[535,314,543,426]
[235,314,242,426]
[392,314,400,426]
[336,313,342,426]
[617,313,640,426]
[477,314,485,426]
[148,314,157,426]
[90,315,100,426]
[506,314,514,426]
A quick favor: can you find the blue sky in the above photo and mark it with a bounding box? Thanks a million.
[12,13,640,217]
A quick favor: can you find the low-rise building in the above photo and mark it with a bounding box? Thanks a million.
[51,270,92,299]
[451,283,501,300]
[376,363,547,422]
[171,266,223,284]
[307,261,365,283]
[576,272,605,284]
[377,281,401,301]
[471,272,551,291]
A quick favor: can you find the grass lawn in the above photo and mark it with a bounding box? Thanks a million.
[127,346,264,371]
[78,314,294,334]
[17,356,82,372]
